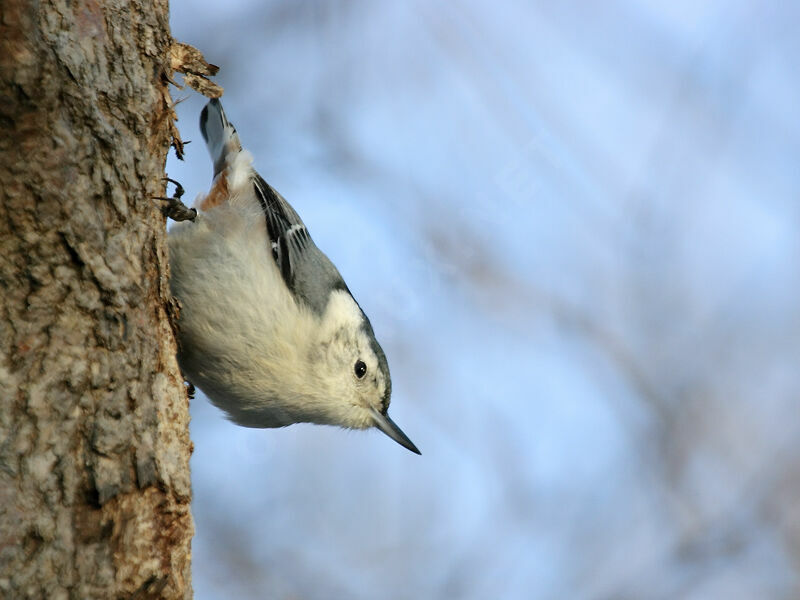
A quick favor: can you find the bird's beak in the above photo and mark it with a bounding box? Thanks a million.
[370,407,421,455]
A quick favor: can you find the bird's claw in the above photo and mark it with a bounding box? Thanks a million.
[156,176,197,222]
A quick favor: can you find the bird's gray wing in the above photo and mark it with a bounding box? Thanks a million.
[252,174,348,315]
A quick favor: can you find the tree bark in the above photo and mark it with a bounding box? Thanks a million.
[0,1,193,598]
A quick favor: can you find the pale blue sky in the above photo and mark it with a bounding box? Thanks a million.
[167,2,800,598]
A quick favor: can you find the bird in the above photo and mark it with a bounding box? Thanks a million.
[165,98,420,454]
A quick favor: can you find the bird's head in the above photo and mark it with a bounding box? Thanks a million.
[312,290,420,454]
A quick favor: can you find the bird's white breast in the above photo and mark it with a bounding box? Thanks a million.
[168,187,321,427]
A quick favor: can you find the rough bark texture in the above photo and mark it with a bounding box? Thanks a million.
[0,1,193,598]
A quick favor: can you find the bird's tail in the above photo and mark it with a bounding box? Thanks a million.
[200,99,242,178]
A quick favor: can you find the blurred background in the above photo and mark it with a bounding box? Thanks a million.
[166,1,800,598]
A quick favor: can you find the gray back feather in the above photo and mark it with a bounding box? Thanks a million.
[252,175,349,315]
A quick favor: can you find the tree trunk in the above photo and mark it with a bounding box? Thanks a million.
[0,1,193,598]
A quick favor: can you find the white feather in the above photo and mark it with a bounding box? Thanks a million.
[169,190,377,429]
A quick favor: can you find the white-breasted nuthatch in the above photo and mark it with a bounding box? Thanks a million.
[166,99,419,454]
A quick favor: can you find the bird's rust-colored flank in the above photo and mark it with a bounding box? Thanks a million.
[200,171,229,210]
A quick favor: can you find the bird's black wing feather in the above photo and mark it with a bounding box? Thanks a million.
[253,174,310,285]
[252,174,347,315]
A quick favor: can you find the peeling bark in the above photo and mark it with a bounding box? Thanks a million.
[0,1,192,598]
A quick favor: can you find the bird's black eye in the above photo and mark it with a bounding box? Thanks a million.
[354,360,367,379]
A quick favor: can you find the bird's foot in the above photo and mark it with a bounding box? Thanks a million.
[155,176,197,222]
